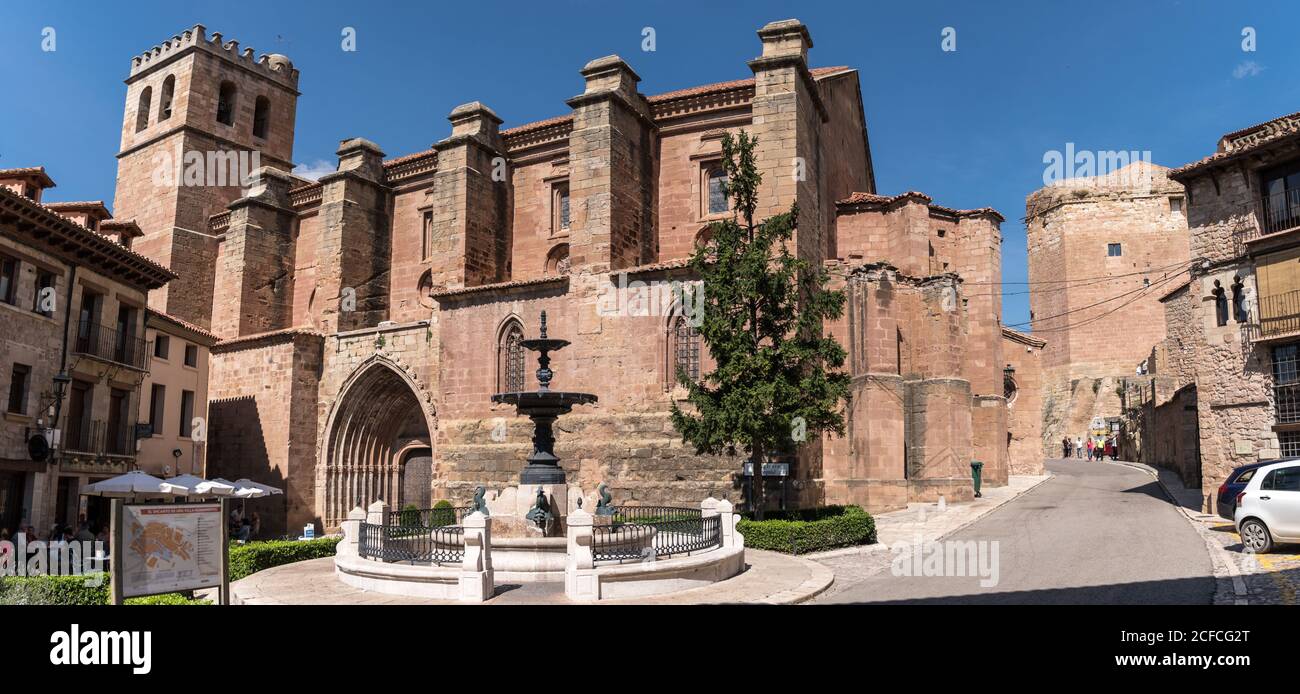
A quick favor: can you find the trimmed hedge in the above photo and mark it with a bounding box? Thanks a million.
[737,505,876,554]
[0,573,108,605]
[228,536,341,581]
[0,574,208,605]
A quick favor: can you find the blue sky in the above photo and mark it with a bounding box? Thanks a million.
[1,0,1296,328]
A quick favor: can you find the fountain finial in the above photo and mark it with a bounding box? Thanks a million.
[539,310,548,339]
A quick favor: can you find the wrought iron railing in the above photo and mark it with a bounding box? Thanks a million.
[64,418,136,457]
[1258,187,1300,238]
[74,321,147,369]
[358,520,465,565]
[592,506,721,564]
[1259,289,1300,337]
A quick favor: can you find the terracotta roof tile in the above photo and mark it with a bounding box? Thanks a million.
[0,166,56,188]
[1170,110,1300,179]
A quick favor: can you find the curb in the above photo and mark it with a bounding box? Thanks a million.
[768,555,837,604]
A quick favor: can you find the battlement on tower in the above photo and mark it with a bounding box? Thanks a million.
[128,24,299,89]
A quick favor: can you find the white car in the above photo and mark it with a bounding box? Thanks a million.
[1234,460,1300,553]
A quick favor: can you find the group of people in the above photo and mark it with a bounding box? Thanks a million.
[0,521,107,546]
[1061,436,1118,461]
[229,507,261,543]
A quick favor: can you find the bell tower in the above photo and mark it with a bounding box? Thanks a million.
[112,25,299,327]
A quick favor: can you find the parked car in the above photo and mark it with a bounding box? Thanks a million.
[1217,461,1272,521]
[1234,460,1300,553]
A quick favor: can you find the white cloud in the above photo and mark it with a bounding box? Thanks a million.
[292,159,336,181]
[1233,60,1264,79]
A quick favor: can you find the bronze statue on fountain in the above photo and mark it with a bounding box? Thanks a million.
[491,311,597,486]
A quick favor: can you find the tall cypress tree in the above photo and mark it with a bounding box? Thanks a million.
[670,131,851,519]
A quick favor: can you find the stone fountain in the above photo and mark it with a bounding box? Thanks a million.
[491,310,597,488]
[469,311,599,579]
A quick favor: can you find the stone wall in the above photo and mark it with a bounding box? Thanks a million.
[207,331,322,536]
[1026,162,1189,455]
[1004,328,1045,475]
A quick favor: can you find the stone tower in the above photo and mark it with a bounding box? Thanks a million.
[112,25,299,328]
[1025,161,1189,454]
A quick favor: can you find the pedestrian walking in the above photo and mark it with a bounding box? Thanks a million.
[1086,438,1094,461]
[1062,437,1072,458]
[1075,436,1083,459]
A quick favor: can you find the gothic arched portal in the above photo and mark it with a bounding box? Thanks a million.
[322,360,434,528]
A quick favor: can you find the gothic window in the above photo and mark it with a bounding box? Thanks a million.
[672,315,701,383]
[217,81,237,126]
[135,87,152,132]
[253,96,271,139]
[416,270,435,309]
[545,243,570,276]
[500,320,526,393]
[704,163,728,216]
[160,75,175,120]
[552,181,570,234]
[695,226,714,249]
[1004,373,1018,404]
[1232,276,1248,323]
[1213,280,1229,327]
[421,210,434,260]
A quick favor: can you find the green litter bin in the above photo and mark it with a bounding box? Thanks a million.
[970,460,984,498]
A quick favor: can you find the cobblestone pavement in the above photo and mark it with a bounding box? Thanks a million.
[1119,461,1300,606]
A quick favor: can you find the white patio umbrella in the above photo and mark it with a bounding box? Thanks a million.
[164,474,235,498]
[80,470,190,500]
[230,478,283,498]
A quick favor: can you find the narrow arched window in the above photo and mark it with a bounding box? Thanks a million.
[217,81,237,126]
[160,75,175,120]
[253,96,270,139]
[500,320,526,392]
[1231,276,1248,323]
[672,315,701,383]
[1213,280,1229,327]
[135,87,152,132]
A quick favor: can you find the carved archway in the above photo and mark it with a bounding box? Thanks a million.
[321,357,436,528]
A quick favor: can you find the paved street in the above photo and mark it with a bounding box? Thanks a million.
[819,460,1216,604]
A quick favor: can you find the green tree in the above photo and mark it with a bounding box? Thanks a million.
[670,131,851,519]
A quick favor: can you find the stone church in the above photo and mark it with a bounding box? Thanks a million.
[110,19,1041,534]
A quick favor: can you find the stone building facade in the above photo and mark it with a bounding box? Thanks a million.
[107,20,1035,534]
[135,308,216,480]
[1025,161,1189,455]
[0,169,175,535]
[1136,109,1300,511]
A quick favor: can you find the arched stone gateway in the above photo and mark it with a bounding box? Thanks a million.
[321,359,435,529]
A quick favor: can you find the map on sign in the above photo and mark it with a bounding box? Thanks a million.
[120,503,224,598]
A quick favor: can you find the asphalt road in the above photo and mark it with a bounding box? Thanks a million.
[821,459,1217,604]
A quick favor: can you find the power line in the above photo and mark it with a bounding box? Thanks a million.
[1010,270,1186,333]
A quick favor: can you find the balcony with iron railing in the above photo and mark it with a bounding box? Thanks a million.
[1259,289,1300,339]
[1237,187,1300,246]
[63,418,134,456]
[73,320,148,370]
